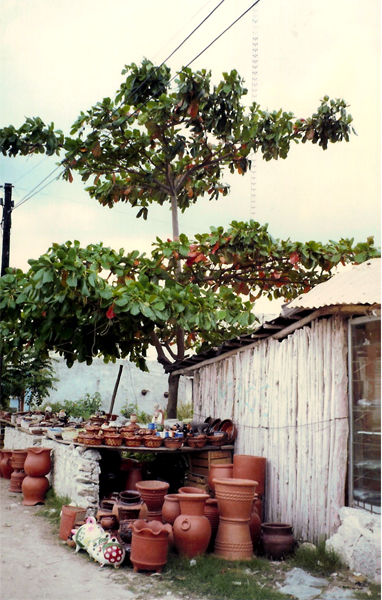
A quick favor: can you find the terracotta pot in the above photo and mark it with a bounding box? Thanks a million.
[233,455,266,495]
[111,492,142,524]
[162,494,181,525]
[100,514,118,530]
[178,486,204,495]
[135,480,169,521]
[9,469,27,493]
[119,518,135,544]
[213,477,256,560]
[204,498,220,552]
[11,449,28,471]
[59,505,87,541]
[1,450,14,479]
[173,493,211,558]
[24,447,52,477]
[124,463,144,490]
[249,502,261,550]
[22,475,49,505]
[119,490,142,505]
[261,523,295,559]
[208,463,233,495]
[129,519,172,573]
[254,493,263,523]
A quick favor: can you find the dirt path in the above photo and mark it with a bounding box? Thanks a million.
[0,479,184,600]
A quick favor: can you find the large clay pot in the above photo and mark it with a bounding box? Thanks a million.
[249,502,261,550]
[162,494,181,525]
[22,475,49,505]
[208,463,233,495]
[11,449,28,470]
[111,491,142,524]
[254,493,263,522]
[9,470,27,493]
[1,450,14,479]
[213,477,257,560]
[24,447,52,477]
[261,523,295,559]
[124,462,144,490]
[233,455,266,495]
[59,505,87,541]
[173,493,211,558]
[129,519,172,573]
[135,480,169,522]
[204,498,220,552]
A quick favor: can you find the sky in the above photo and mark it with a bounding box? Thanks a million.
[1,0,381,312]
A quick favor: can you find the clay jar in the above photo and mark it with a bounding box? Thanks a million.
[261,523,295,559]
[204,498,220,552]
[24,447,52,477]
[22,475,49,505]
[162,494,181,525]
[124,462,144,491]
[59,505,87,541]
[1,450,14,479]
[233,455,266,496]
[173,493,211,558]
[249,502,261,550]
[208,463,233,495]
[135,480,169,522]
[213,477,257,560]
[129,519,172,573]
[11,449,28,470]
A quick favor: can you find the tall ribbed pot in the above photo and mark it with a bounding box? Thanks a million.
[233,455,266,495]
[208,463,233,496]
[135,480,169,522]
[129,519,172,573]
[24,447,52,477]
[173,493,211,558]
[213,477,257,560]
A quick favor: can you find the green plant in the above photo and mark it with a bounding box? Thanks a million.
[163,553,285,600]
[36,488,71,531]
[37,392,102,419]
[120,401,151,424]
[176,400,193,421]
[289,539,343,576]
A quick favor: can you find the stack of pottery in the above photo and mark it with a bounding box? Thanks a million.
[22,447,52,505]
[9,449,28,493]
[135,480,169,522]
[213,477,257,560]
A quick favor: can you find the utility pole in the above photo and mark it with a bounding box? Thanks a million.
[1,183,13,276]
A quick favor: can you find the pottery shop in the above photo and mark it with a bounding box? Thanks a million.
[166,259,381,582]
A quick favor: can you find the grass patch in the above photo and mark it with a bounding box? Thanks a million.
[162,553,285,600]
[354,583,381,600]
[36,488,71,532]
[288,539,343,576]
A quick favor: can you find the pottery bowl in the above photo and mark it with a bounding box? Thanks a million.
[186,435,207,449]
[79,434,103,445]
[163,437,183,450]
[218,419,237,444]
[123,435,143,448]
[143,436,163,448]
[206,432,227,446]
[104,435,123,446]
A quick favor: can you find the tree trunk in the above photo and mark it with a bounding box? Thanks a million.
[167,372,180,419]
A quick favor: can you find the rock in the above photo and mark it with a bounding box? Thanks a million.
[320,586,357,599]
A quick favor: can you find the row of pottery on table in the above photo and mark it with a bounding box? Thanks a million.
[0,447,52,505]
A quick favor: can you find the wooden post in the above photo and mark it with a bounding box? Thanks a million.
[108,365,123,415]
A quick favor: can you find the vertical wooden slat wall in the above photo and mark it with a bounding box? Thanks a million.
[191,316,349,542]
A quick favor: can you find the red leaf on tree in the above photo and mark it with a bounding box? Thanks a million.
[106,305,116,320]
[211,242,220,254]
[289,252,300,265]
[187,100,199,118]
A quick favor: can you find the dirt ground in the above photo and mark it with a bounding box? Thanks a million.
[0,479,187,600]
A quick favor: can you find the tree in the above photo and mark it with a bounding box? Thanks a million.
[0,348,57,411]
[0,60,364,416]
[0,223,378,416]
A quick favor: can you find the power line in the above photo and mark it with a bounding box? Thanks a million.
[13,165,63,209]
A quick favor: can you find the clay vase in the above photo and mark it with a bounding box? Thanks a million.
[204,498,220,552]
[213,477,257,560]
[173,493,211,558]
[9,469,27,493]
[135,480,170,522]
[162,494,181,525]
[22,475,49,505]
[124,463,144,490]
[249,502,261,551]
[233,455,266,495]
[24,447,52,477]
[129,519,172,573]
[208,463,233,496]
[11,449,28,471]
[1,450,14,479]
[59,505,87,541]
[261,523,295,559]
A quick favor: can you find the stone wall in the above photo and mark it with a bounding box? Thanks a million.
[326,507,381,584]
[4,427,101,513]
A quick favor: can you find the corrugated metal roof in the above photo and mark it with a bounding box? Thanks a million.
[285,258,381,311]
